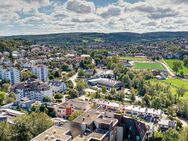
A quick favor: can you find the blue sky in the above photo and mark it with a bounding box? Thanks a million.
[0,0,187,36]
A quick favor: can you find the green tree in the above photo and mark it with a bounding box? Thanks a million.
[0,83,10,92]
[62,64,69,71]
[176,119,183,131]
[0,122,12,141]
[167,107,176,117]
[142,94,150,107]
[176,87,186,99]
[172,62,182,74]
[180,71,184,78]
[179,126,188,141]
[183,58,188,68]
[0,91,6,105]
[12,112,53,141]
[94,90,101,99]
[54,93,63,99]
[78,70,85,77]
[151,97,161,109]
[21,71,33,81]
[66,80,74,89]
[122,75,131,88]
[153,131,164,141]
[110,88,116,95]
[68,111,83,121]
[102,86,107,94]
[177,100,188,120]
[42,96,51,102]
[130,88,136,101]
[49,75,54,80]
[68,89,79,99]
[54,70,60,78]
[162,129,179,141]
[5,92,16,104]
[76,80,86,94]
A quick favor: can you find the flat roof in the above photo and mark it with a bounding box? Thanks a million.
[73,109,101,125]
[86,129,108,141]
[95,117,118,127]
[0,109,24,116]
[94,99,120,108]
[31,125,72,141]
[125,106,162,116]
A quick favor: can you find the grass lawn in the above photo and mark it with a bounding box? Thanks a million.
[149,79,188,100]
[133,62,164,70]
[164,59,188,75]
[149,79,177,94]
[164,78,188,89]
[117,56,148,61]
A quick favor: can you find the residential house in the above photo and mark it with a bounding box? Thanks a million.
[158,119,176,132]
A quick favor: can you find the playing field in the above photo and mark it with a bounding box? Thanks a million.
[164,59,188,75]
[117,56,148,61]
[133,62,164,70]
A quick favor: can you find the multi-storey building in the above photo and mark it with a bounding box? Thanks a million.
[0,67,20,84]
[32,65,48,82]
[10,80,53,101]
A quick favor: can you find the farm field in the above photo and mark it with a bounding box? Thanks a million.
[117,56,148,61]
[133,62,164,70]
[149,79,188,99]
[164,59,188,75]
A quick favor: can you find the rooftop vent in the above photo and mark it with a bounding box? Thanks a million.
[50,135,55,139]
[53,129,56,134]
[45,135,49,140]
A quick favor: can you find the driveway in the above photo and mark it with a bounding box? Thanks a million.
[69,72,78,88]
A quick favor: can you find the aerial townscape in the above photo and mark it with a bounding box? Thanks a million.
[0,0,188,141]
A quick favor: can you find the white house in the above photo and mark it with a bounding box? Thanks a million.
[158,119,176,132]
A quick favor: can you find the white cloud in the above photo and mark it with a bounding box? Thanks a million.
[64,0,95,14]
[0,0,188,35]
[97,5,121,18]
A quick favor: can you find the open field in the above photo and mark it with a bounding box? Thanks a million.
[149,79,188,99]
[164,59,188,75]
[117,56,148,61]
[133,62,164,70]
[164,78,188,89]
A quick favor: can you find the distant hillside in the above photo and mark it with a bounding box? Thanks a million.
[1,32,188,45]
[0,39,31,52]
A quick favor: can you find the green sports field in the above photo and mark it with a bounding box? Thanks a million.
[133,62,164,70]
[117,56,148,61]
